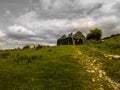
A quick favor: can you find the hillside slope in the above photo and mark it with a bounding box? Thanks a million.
[0,35,120,90]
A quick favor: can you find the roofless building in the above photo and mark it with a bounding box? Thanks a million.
[57,31,86,45]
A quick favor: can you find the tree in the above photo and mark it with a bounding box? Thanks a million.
[87,28,102,40]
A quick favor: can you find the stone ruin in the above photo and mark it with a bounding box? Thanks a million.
[57,31,87,45]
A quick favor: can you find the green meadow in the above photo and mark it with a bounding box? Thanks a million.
[0,34,120,90]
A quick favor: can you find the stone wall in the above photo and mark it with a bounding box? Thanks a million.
[57,31,87,45]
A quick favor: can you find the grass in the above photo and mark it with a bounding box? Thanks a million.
[0,47,84,90]
[0,35,120,90]
[96,35,120,55]
[86,34,120,84]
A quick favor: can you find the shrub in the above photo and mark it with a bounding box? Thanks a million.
[0,52,10,59]
[87,28,102,40]
[48,49,52,52]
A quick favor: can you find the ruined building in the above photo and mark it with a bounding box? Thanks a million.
[57,31,87,45]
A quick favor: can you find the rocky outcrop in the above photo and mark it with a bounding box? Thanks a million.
[36,44,46,49]
[23,45,36,49]
[23,44,46,49]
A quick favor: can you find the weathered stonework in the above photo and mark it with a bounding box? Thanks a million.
[57,31,87,45]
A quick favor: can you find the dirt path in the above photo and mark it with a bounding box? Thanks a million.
[72,46,120,90]
[88,47,120,90]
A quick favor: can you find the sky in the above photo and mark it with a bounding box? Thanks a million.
[0,0,120,49]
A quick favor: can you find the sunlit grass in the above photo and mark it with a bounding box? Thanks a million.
[0,35,120,89]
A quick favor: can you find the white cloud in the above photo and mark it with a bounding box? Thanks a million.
[95,16,119,36]
[0,31,6,49]
[16,11,38,28]
[97,16,118,29]
[0,31,6,41]
[70,17,96,32]
[113,26,120,34]
[14,11,71,34]
[7,25,36,37]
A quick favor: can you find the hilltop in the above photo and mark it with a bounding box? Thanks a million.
[0,34,120,90]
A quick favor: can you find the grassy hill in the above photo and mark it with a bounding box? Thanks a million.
[0,35,120,90]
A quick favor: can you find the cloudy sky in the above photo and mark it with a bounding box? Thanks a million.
[0,0,120,49]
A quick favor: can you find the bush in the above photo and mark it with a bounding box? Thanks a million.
[87,28,102,40]
[48,49,52,52]
[0,52,10,59]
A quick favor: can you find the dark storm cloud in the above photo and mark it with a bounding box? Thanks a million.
[113,1,120,12]
[0,0,120,49]
[86,3,103,15]
[112,0,120,16]
[29,0,103,19]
